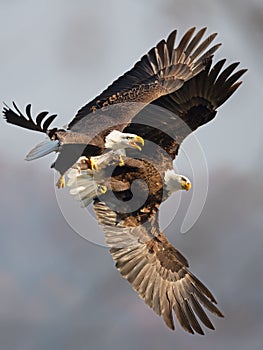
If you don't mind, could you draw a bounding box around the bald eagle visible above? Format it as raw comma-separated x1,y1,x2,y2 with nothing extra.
4,27,219,186
3,27,246,334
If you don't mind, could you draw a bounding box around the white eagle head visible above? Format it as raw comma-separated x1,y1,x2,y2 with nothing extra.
105,130,144,151
164,169,191,195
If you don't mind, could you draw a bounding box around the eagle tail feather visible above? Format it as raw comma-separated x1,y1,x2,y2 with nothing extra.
3,102,57,133
67,169,101,208
25,139,60,161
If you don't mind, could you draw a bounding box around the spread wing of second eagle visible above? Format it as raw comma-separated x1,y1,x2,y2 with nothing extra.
2,27,246,334
90,59,245,334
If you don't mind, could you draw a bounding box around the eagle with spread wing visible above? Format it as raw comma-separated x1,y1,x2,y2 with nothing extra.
3,27,246,334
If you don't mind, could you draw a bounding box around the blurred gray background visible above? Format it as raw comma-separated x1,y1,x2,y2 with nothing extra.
0,0,263,349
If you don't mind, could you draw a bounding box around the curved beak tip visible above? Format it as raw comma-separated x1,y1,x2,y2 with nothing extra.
185,183,191,191
130,136,144,151
136,136,144,146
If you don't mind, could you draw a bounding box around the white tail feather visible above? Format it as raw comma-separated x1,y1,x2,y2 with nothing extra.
67,169,98,207
25,139,60,161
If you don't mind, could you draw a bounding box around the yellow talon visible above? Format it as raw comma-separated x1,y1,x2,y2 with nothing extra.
118,155,125,167
90,158,98,171
97,184,107,194
56,175,65,189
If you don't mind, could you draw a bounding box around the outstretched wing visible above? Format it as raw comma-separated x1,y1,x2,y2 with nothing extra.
68,27,220,139
125,59,247,160
94,200,223,334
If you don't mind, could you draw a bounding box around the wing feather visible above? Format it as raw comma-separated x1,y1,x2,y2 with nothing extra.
68,27,219,135
189,294,215,329
175,27,196,62
144,268,156,309
124,59,246,161
131,263,150,291
184,27,206,56
180,293,204,335
94,201,224,334
152,275,162,316
172,284,194,334
160,280,175,330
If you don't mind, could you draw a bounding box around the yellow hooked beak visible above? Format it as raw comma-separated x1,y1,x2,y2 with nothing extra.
183,181,192,191
129,135,144,151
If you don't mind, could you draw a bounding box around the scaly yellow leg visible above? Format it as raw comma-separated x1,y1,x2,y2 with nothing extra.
97,184,107,194
56,175,65,189
90,157,98,171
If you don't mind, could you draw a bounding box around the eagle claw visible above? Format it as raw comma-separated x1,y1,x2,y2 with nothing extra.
56,175,65,188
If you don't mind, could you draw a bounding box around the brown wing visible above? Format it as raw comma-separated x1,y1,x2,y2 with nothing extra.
124,59,247,160
68,27,220,140
94,200,223,334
